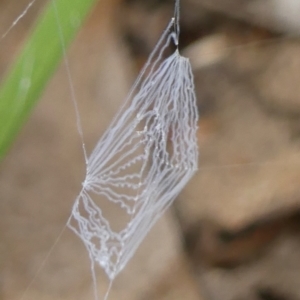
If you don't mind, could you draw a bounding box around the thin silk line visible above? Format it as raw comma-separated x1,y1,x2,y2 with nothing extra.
51,0,88,166
103,279,113,300
17,0,89,298
19,218,71,300
0,0,37,41
198,156,300,171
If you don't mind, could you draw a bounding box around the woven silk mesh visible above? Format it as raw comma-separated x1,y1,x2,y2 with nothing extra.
68,16,199,280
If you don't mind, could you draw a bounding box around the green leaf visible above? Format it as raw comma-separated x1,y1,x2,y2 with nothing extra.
0,0,98,160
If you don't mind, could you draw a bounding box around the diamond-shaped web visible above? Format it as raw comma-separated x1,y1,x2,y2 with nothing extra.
68,0,198,284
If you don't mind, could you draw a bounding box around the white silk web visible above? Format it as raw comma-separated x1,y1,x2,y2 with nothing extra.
67,0,199,285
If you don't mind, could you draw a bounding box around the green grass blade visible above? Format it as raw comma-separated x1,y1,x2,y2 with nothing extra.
0,0,98,160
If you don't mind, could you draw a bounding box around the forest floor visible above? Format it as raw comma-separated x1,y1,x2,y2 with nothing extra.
1,1,300,300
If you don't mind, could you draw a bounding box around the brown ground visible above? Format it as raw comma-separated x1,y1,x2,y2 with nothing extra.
1,1,300,300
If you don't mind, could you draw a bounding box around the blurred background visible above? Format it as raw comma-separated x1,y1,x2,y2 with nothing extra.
1,0,300,299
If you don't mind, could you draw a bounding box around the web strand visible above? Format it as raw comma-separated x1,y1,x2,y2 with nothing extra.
0,0,37,42
173,0,180,45
51,0,88,165
19,221,70,300
198,156,300,171
15,0,89,298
